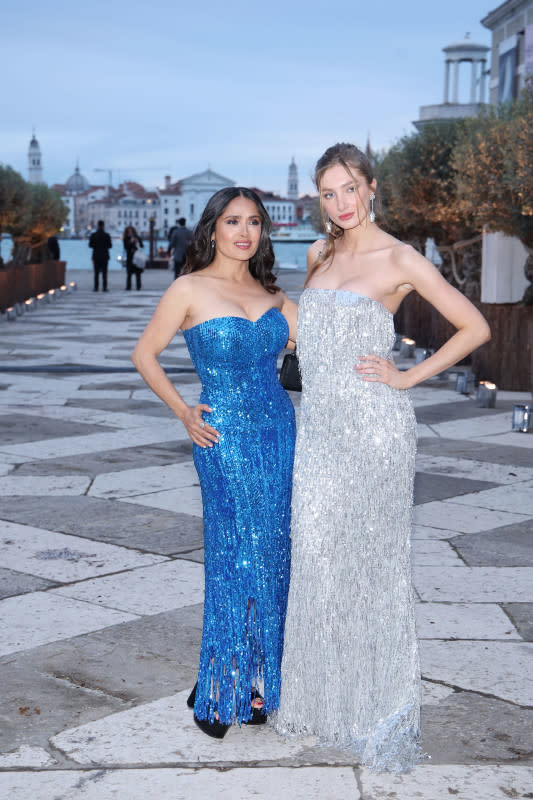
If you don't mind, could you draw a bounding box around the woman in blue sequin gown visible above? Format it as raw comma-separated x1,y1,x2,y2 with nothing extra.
132,188,296,738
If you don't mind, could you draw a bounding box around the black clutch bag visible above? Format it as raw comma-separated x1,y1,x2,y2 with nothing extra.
280,349,302,392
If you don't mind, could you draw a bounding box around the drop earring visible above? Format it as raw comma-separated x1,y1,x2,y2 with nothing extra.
325,218,332,234
369,193,376,223
210,239,216,251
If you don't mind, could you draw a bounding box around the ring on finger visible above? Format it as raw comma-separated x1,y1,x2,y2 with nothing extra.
199,422,205,429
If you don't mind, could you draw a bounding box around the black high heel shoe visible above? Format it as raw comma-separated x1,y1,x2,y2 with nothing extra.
193,713,229,739
187,682,266,726
187,684,229,738
245,688,267,726
187,682,197,709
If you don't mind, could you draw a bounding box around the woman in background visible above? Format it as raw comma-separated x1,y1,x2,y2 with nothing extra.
123,225,143,291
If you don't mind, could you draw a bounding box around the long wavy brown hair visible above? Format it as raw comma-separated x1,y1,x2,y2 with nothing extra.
183,187,279,294
307,143,376,285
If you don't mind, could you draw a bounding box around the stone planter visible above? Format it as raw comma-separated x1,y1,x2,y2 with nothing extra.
0,261,66,312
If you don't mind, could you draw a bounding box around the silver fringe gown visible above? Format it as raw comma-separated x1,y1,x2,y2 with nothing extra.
275,288,421,772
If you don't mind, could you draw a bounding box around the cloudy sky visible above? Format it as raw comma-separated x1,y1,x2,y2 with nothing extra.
3,0,493,196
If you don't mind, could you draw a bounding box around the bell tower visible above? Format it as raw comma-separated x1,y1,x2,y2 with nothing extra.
287,157,298,200
28,132,44,184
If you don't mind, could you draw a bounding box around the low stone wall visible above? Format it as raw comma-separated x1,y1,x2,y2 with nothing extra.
394,292,533,393
0,261,66,312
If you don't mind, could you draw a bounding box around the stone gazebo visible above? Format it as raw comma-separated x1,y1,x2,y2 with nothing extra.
414,35,490,128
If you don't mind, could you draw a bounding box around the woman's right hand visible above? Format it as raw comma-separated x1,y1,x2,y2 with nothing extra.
180,403,220,447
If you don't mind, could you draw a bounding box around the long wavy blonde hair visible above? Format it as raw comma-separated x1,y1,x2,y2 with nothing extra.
307,143,376,285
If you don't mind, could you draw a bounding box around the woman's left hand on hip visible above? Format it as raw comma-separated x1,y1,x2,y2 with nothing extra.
355,355,408,390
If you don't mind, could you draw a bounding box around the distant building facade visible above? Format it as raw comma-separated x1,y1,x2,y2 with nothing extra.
481,0,533,103
480,0,533,303
178,169,235,228
158,175,182,236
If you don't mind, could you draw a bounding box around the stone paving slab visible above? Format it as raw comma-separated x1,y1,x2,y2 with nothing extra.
360,765,533,799
451,481,533,516
413,501,531,533
414,566,533,602
503,603,533,642
415,453,533,484
49,689,331,768
12,440,193,477
0,473,92,496
413,472,498,504
420,640,533,705
0,567,58,600
51,559,204,615
88,461,198,499
420,691,533,764
452,522,533,567
417,436,533,468
0,766,361,800
411,540,462,565
0,592,139,657
0,413,114,444
0,520,165,581
415,602,520,640
121,486,204,517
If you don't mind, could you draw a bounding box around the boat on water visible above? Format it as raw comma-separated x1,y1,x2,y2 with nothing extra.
270,224,319,243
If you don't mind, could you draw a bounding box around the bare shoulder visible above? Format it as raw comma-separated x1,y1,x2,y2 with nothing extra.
390,242,427,271
308,238,325,257
307,238,326,271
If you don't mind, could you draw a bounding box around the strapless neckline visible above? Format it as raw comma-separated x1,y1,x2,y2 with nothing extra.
183,306,284,334
303,287,393,317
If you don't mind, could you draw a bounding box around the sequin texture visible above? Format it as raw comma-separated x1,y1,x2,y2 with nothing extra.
183,307,295,725
274,288,421,772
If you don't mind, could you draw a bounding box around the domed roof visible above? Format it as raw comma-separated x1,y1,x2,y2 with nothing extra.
443,34,489,54
29,134,40,150
66,165,90,193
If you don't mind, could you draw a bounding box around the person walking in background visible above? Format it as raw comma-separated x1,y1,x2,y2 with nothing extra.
169,217,193,279
131,187,297,739
123,225,144,290
89,220,112,292
47,235,60,261
275,142,490,772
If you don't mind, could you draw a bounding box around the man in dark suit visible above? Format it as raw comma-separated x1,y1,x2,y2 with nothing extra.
89,220,112,291
169,217,193,279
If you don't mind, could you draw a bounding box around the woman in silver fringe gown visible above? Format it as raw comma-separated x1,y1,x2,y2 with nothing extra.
274,143,490,772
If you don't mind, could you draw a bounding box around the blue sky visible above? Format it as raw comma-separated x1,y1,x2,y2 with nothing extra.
2,0,494,196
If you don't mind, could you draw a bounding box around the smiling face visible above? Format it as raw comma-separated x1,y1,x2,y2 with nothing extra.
212,196,262,261
320,162,377,230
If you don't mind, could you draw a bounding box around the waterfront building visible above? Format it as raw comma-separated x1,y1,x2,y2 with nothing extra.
158,175,182,236
481,0,533,103
28,133,44,184
178,169,235,227
253,189,296,227
480,0,533,302
51,166,106,236
88,182,159,237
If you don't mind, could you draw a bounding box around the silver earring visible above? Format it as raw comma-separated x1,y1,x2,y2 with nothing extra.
325,219,332,234
210,239,215,250
369,193,376,223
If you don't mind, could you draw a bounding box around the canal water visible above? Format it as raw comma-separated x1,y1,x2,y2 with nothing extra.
1,237,309,271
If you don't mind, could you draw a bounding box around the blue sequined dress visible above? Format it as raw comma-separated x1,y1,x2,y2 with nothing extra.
183,307,295,725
